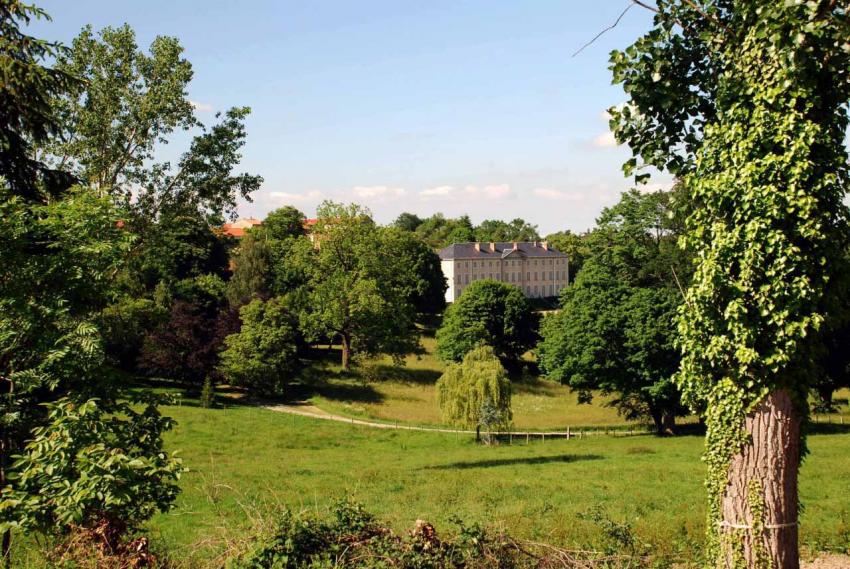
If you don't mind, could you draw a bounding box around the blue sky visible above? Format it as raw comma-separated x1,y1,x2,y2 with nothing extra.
31,1,668,234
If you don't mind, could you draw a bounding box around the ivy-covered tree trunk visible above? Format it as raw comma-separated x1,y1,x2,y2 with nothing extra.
720,390,801,568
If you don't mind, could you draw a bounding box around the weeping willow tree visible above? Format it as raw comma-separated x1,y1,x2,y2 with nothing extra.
436,346,512,441
610,2,850,567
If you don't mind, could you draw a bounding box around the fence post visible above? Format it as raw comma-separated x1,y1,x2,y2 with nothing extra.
526,432,530,444
542,433,545,443
567,427,570,440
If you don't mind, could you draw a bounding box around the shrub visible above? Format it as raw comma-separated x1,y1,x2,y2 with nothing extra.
0,397,183,547
229,500,521,569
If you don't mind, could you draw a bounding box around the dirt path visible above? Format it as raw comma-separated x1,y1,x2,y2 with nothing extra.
265,402,476,434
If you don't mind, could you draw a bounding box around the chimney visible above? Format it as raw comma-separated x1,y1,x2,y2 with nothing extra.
474,242,481,252
512,242,518,251
542,241,549,251
489,242,496,252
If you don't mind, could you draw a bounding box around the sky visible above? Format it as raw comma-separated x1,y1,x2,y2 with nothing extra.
30,1,670,234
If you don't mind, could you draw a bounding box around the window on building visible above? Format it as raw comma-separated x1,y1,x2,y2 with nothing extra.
549,284,554,296
550,271,554,280
526,272,530,280
465,274,469,284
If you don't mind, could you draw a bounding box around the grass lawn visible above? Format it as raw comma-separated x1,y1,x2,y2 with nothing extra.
143,401,850,565
298,337,850,430
300,336,646,430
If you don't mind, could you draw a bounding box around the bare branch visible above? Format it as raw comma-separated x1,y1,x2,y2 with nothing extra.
572,3,634,57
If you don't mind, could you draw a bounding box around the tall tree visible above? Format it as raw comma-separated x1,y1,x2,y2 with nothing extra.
537,190,689,434
263,205,306,239
611,2,850,566
293,202,421,370
380,227,447,315
41,24,261,226
436,280,539,366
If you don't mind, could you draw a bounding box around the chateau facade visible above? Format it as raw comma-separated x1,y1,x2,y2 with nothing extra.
438,241,569,303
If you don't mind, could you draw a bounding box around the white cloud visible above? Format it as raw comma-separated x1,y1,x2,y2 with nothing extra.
352,186,406,199
190,100,214,113
532,188,583,201
420,185,454,197
592,131,618,148
269,190,324,202
464,184,512,199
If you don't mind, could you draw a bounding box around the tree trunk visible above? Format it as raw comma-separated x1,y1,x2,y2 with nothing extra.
649,407,664,436
476,425,481,443
340,333,351,371
720,389,801,569
661,410,676,436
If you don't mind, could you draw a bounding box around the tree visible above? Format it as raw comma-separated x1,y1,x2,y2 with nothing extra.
139,275,229,386
537,192,689,435
263,205,306,239
474,218,540,243
135,209,230,289
610,3,850,565
380,227,447,315
392,212,423,232
293,201,421,370
41,24,262,226
543,231,590,283
436,346,512,440
436,280,539,365
0,1,77,201
414,213,475,248
226,229,272,306
218,297,300,396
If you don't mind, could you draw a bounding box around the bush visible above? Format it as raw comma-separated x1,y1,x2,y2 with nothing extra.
0,397,183,547
229,500,521,569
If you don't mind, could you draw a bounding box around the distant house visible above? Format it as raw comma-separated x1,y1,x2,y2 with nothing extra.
438,241,569,303
221,217,262,238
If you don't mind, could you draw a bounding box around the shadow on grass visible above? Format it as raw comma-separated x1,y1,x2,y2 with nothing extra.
427,453,603,470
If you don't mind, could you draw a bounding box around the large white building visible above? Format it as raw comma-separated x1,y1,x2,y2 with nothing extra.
438,241,569,303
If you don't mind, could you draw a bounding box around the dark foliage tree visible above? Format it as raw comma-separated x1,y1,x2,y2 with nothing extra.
436,280,539,366
381,227,447,315
392,212,423,232
0,1,77,201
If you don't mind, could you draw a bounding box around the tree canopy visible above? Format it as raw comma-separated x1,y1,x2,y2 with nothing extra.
537,189,690,434
218,297,300,396
436,280,539,366
292,201,422,370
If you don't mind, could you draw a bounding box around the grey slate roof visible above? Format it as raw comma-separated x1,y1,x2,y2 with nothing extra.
438,242,567,260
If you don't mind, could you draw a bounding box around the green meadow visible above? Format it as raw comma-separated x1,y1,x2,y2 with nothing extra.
139,402,850,566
